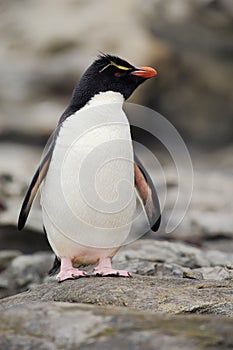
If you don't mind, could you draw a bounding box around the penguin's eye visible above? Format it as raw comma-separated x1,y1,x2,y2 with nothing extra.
114,72,121,77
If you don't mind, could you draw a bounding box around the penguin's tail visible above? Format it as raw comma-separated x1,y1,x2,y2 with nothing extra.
48,256,61,276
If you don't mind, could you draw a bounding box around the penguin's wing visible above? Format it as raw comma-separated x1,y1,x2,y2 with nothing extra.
134,155,161,232
18,138,55,231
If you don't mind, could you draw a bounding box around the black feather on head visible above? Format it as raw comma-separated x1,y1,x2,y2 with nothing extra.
94,53,135,72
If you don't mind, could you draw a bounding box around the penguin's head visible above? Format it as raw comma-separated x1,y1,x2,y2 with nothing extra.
73,54,157,103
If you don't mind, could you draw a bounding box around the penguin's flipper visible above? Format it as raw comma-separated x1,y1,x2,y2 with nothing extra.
134,155,161,232
18,146,54,231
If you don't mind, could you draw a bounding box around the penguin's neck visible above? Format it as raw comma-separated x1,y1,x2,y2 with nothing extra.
60,91,124,124
84,91,124,109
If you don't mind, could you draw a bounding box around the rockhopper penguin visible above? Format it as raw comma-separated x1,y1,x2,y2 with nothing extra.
18,54,161,282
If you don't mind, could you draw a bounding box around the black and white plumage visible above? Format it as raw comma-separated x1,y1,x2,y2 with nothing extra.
18,54,161,281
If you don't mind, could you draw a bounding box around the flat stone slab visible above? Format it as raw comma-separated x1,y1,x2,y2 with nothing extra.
0,301,232,350
1,276,232,317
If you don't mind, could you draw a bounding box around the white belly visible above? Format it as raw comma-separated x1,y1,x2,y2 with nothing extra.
40,92,136,262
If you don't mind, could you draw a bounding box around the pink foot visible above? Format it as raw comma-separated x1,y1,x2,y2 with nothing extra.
57,267,87,282
93,257,131,277
56,257,87,282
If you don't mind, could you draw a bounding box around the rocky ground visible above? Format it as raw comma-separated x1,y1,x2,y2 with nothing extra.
0,239,233,349
1,301,232,350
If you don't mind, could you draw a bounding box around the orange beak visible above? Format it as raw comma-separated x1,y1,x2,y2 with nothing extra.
131,66,157,79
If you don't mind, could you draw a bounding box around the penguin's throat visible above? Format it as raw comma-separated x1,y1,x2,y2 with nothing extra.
85,91,124,109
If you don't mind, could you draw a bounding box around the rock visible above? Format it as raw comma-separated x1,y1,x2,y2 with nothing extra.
0,301,232,350
0,302,108,350
116,240,233,269
205,249,233,266
0,143,43,230
0,250,21,272
0,227,50,254
0,252,53,299
160,152,233,252
143,0,233,147
190,212,233,239
0,238,232,349
193,266,233,280
1,276,232,317
182,269,203,280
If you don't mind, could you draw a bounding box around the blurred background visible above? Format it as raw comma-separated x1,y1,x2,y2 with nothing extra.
0,0,233,257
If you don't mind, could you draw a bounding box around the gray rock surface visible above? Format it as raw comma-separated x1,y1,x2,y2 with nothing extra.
0,239,232,299
0,143,43,231
1,301,232,350
0,252,54,299
143,0,233,146
156,151,233,253
0,250,21,272
1,275,232,316
0,241,232,349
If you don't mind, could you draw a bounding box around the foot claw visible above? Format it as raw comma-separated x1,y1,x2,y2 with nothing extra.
95,272,103,277
94,268,131,278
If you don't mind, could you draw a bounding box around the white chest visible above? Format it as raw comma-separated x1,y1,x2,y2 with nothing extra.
41,92,136,250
